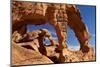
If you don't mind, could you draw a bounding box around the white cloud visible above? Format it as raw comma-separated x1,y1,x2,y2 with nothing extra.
68,45,80,51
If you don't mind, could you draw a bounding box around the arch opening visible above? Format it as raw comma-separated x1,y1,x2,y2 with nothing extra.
67,26,80,51
26,23,58,45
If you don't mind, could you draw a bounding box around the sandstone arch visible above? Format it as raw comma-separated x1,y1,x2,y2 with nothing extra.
66,7,90,52
12,1,91,53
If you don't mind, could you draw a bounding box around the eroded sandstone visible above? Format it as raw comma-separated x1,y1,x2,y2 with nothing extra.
12,1,95,66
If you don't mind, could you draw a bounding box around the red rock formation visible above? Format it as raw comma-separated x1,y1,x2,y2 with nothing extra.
66,8,91,52
12,1,95,66
12,1,91,52
12,41,53,65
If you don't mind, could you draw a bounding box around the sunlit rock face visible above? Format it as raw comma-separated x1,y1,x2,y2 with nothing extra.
12,1,95,66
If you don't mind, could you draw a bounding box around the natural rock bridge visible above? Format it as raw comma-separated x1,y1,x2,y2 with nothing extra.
12,1,95,65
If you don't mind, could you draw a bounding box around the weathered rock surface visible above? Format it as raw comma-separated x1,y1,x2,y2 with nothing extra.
12,1,95,66
12,29,95,65
12,41,53,65
12,1,91,51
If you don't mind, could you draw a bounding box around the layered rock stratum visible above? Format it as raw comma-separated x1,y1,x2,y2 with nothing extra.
12,1,95,66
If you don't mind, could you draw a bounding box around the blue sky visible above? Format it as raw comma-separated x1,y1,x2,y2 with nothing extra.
27,5,96,49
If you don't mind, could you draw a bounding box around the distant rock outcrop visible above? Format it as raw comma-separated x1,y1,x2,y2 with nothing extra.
12,1,95,66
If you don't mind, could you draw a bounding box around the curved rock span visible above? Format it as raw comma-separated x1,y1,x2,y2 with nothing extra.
12,1,95,66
